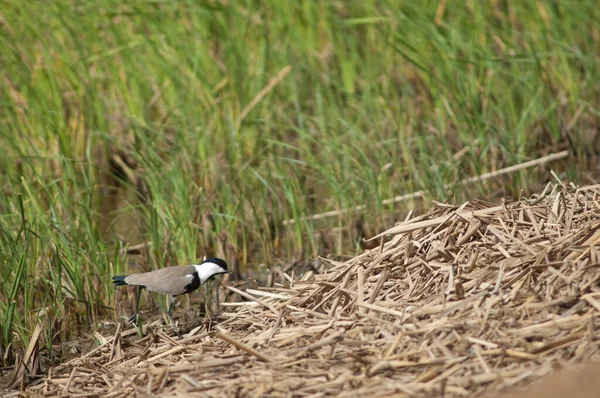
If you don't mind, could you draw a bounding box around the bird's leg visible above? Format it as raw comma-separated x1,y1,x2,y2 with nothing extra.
167,295,176,320
128,286,143,325
167,296,181,338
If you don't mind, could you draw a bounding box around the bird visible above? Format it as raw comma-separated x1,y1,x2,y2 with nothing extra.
112,257,229,328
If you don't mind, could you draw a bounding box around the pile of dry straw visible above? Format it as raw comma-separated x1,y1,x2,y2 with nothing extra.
24,183,600,396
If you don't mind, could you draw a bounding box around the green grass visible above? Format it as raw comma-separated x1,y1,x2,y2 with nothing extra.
1,0,599,363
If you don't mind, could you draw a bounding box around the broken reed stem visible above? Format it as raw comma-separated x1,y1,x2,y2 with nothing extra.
238,65,292,124
216,330,271,363
284,150,569,225
225,285,279,315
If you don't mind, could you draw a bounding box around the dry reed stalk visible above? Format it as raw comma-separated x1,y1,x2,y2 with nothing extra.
284,150,569,225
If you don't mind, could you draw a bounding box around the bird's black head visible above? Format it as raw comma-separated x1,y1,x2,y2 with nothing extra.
195,257,230,284
202,257,228,272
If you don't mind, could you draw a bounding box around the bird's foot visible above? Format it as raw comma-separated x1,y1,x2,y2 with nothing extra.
118,314,138,325
168,316,181,339
128,313,139,325
173,325,182,339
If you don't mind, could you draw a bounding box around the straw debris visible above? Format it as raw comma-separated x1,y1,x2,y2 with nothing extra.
21,183,600,397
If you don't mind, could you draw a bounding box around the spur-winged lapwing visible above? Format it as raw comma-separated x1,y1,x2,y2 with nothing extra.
112,258,229,326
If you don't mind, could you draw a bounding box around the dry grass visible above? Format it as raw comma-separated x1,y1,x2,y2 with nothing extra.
10,183,600,397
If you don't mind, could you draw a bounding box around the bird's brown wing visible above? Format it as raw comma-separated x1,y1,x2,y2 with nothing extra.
124,265,197,296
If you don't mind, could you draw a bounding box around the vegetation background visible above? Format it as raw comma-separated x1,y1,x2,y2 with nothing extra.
1,0,598,365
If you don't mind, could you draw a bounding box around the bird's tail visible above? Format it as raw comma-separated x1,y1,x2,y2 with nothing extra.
112,275,128,286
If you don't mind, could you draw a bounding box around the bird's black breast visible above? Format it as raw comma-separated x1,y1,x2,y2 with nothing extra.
180,272,201,296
